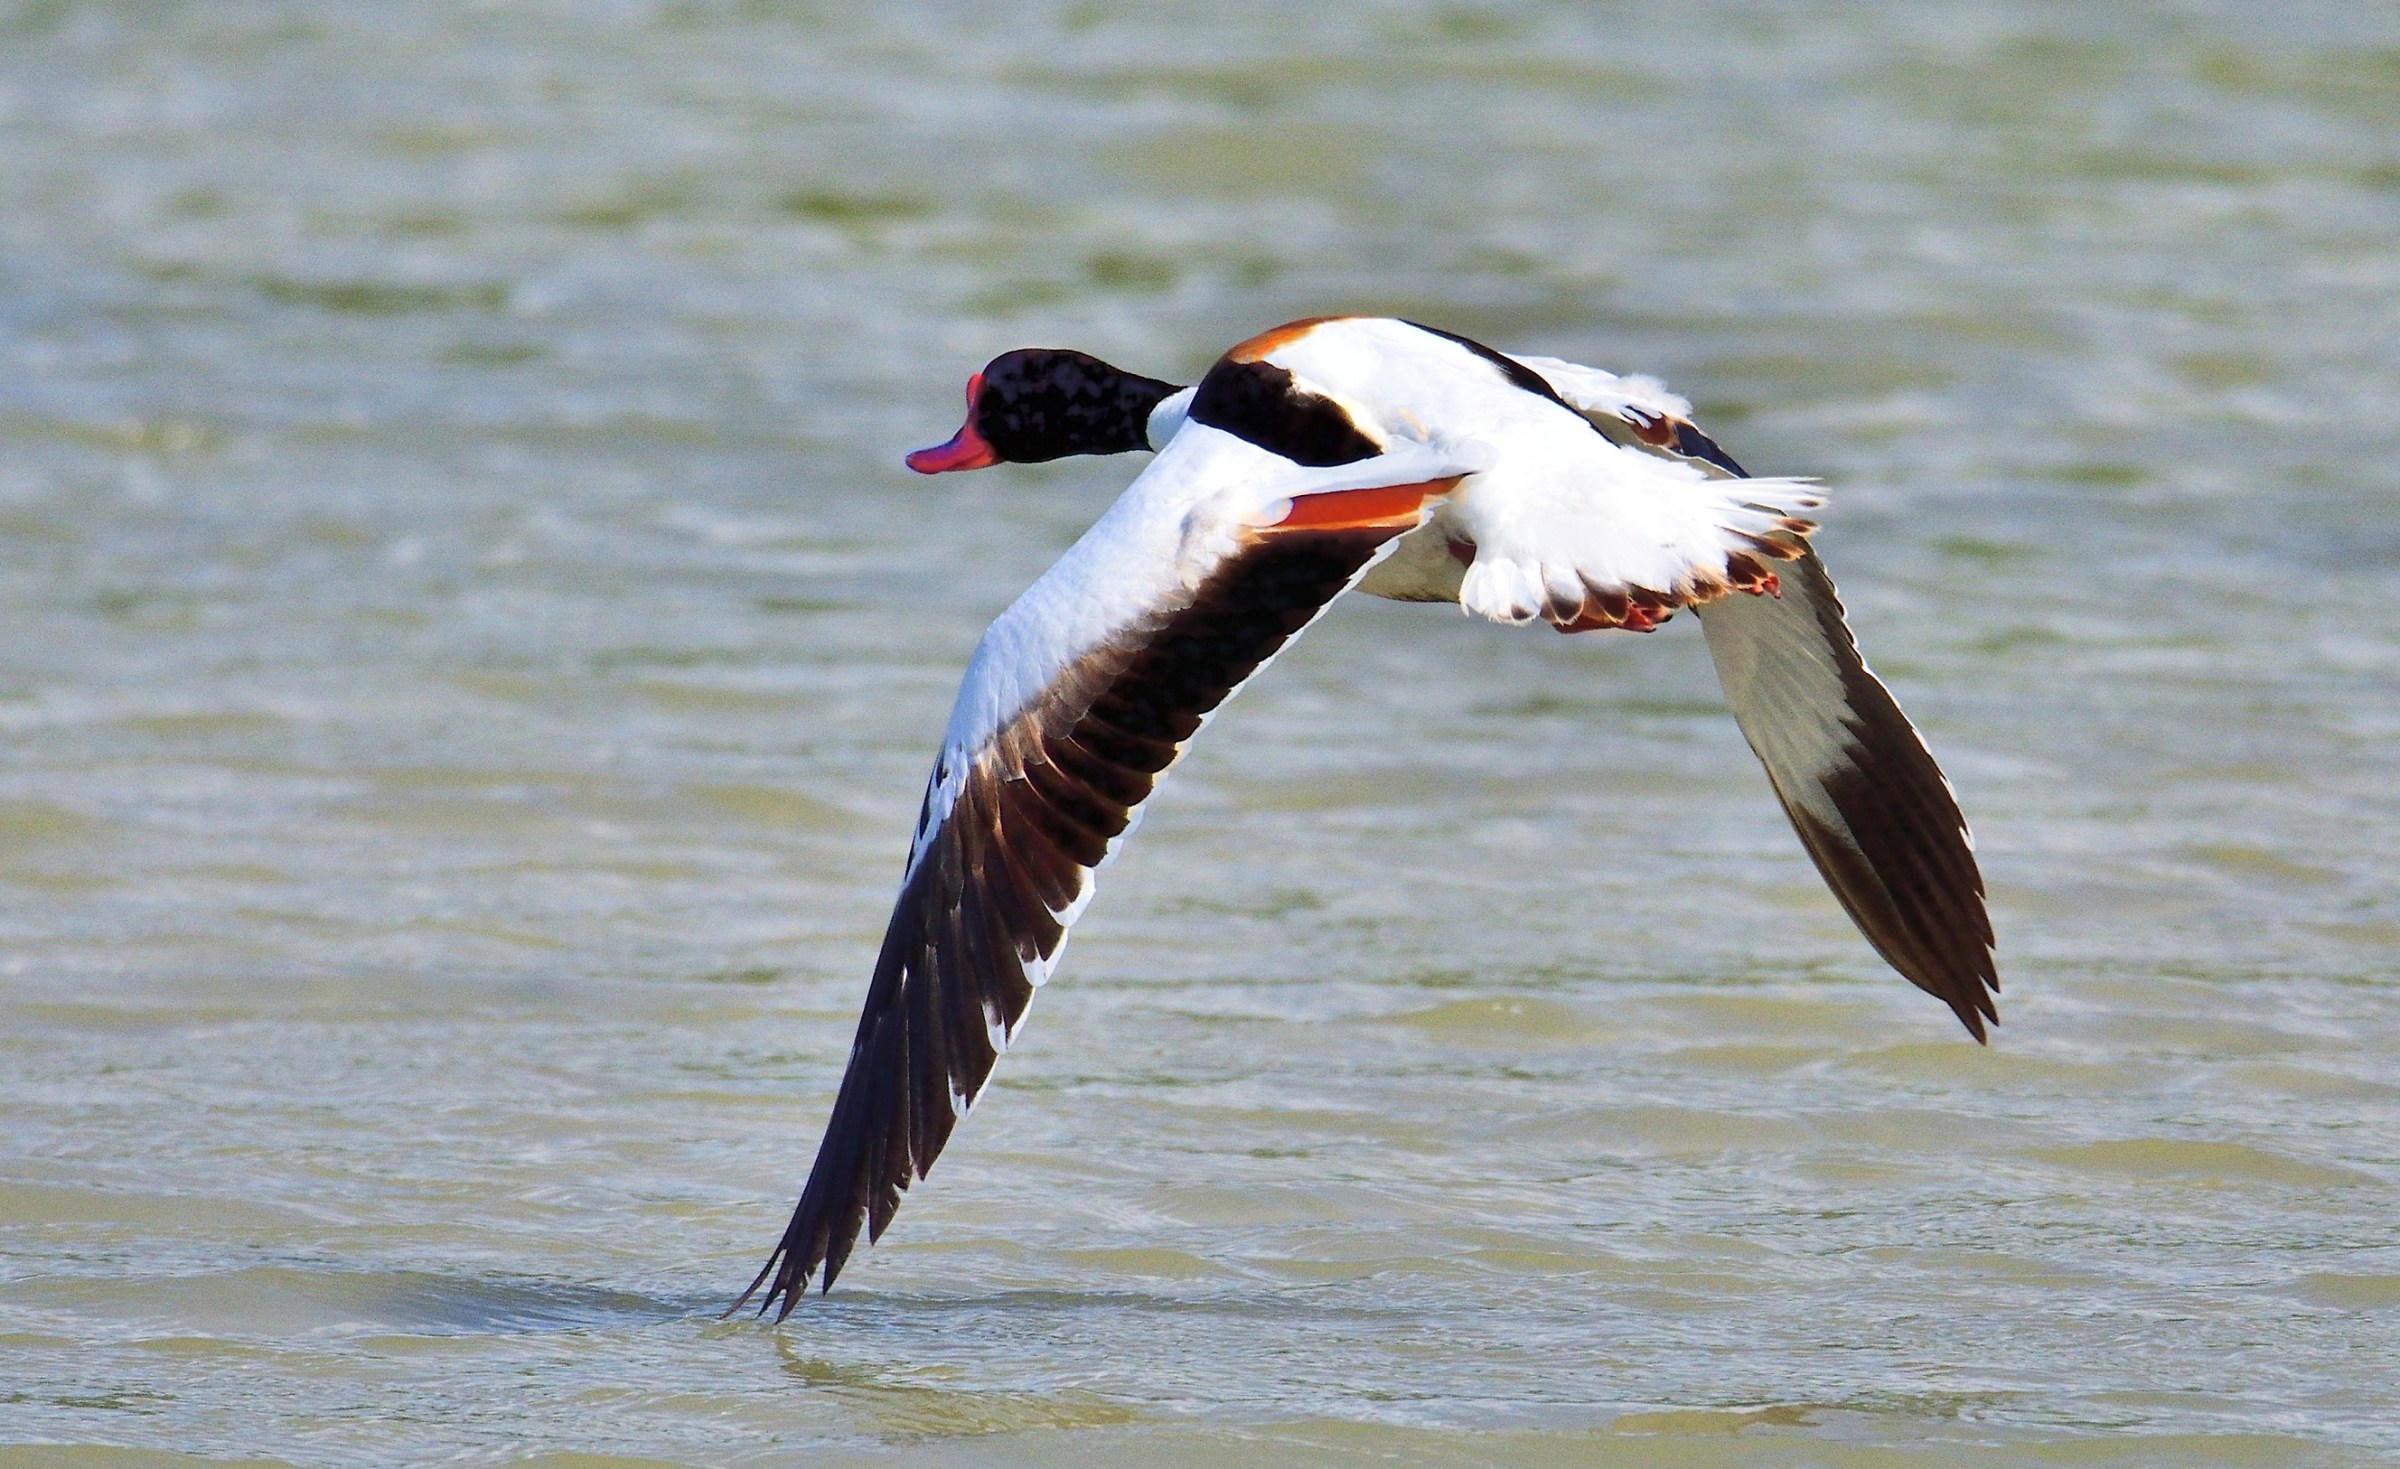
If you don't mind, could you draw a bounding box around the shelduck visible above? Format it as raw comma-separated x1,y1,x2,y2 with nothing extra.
737,317,1995,1318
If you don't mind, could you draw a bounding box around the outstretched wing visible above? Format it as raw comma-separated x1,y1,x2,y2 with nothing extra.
1695,550,1998,1037
736,431,1465,1316
1518,353,1998,1038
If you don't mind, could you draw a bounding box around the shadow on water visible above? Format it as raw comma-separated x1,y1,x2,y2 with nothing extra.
6,1265,682,1340
735,1281,1410,1327
769,1335,1153,1440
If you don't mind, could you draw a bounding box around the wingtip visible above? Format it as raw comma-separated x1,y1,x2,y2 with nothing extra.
1945,951,2001,1043
724,1228,838,1323
756,1261,818,1323
724,1250,781,1321
773,1276,809,1322
1955,1002,1993,1044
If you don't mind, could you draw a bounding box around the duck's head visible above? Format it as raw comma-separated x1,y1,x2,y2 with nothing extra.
907,349,1189,473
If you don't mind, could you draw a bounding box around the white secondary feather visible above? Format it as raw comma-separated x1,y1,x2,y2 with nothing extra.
1697,552,1967,848
1693,571,1855,829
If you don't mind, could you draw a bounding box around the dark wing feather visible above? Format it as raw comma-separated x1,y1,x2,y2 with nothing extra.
1510,351,1997,1037
1695,547,1998,1038
733,522,1411,1317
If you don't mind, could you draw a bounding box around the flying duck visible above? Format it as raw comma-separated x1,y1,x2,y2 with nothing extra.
737,317,1995,1318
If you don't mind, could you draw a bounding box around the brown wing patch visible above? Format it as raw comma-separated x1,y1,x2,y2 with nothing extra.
1265,477,1460,535
1548,582,1681,634
1723,552,1783,598
1226,315,1350,363
1738,520,1816,562
736,519,1413,1318
1625,412,1677,450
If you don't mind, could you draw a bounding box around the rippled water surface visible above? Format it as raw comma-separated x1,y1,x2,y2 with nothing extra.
4,2,2399,1464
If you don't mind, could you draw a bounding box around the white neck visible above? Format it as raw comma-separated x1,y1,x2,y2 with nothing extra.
1145,386,1196,450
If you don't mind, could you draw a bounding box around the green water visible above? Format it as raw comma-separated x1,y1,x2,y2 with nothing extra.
2,2,2397,1464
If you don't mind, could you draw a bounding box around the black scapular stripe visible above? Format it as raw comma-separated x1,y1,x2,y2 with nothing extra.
1403,321,1580,409
1673,421,1749,477
1188,358,1380,467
